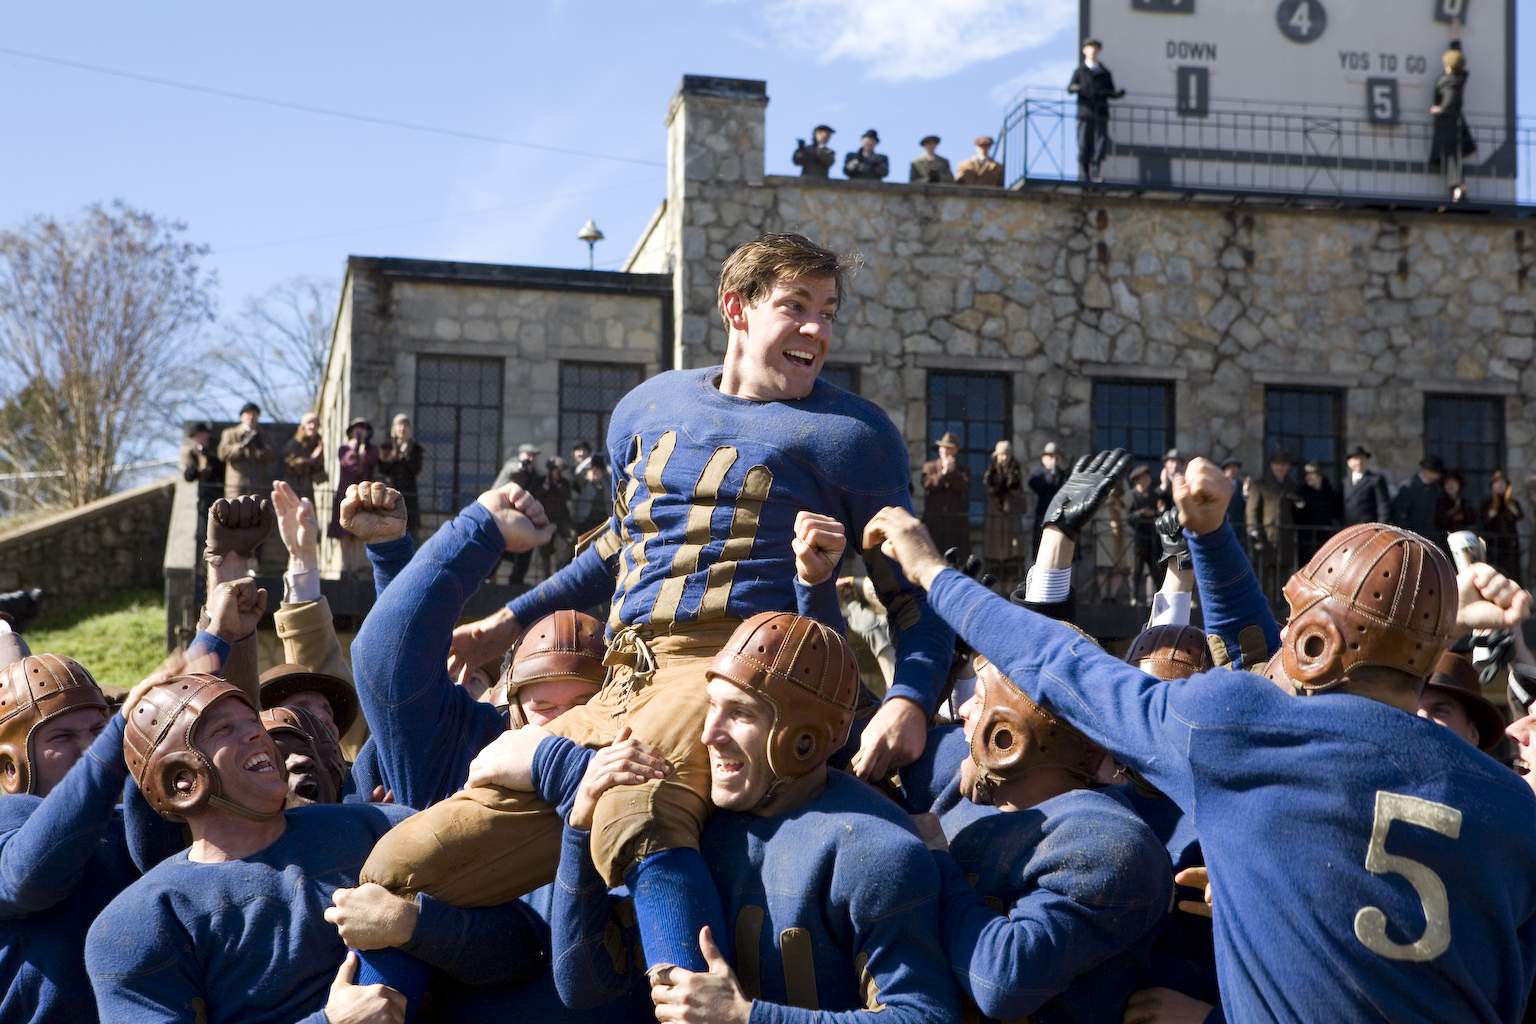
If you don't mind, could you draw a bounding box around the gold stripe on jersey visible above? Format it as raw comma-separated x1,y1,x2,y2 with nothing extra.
609,433,666,630
696,465,773,620
734,904,765,1000
779,926,819,1009
649,446,740,624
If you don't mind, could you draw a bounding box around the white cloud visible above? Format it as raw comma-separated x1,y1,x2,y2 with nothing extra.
989,56,1077,106
764,0,1077,82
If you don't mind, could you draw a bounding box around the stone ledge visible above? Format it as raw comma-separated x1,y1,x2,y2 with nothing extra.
1081,363,1189,381
0,476,175,547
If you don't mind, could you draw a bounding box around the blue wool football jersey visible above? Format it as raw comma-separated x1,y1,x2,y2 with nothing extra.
928,568,1536,1024
509,367,952,712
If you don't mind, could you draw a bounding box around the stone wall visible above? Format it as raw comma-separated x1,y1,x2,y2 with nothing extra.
650,77,1536,484
0,477,175,616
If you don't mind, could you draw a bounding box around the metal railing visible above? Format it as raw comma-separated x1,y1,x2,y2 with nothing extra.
997,88,1532,208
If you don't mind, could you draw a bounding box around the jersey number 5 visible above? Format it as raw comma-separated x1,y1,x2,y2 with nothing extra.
1354,791,1463,961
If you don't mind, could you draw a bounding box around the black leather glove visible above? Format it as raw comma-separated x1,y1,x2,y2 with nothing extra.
1041,448,1132,541
1156,508,1191,569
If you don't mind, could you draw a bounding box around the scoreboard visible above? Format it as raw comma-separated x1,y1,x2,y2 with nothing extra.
1079,0,1515,200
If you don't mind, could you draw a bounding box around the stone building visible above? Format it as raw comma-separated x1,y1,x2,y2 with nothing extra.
315,74,1536,621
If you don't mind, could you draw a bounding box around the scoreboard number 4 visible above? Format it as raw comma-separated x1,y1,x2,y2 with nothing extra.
1354,791,1462,962
1276,0,1327,43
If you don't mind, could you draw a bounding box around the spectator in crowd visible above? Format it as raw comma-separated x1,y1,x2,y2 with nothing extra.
1392,455,1445,546
909,134,954,184
1482,469,1523,583
1429,44,1471,204
493,443,545,584
537,456,574,579
1027,441,1067,554
922,431,971,559
1295,461,1341,564
1158,448,1185,505
1438,469,1476,535
1067,38,1125,182
982,439,1025,589
567,440,593,503
1222,458,1247,534
181,420,223,517
378,414,425,540
282,412,327,503
1095,478,1131,602
1342,445,1391,525
1417,651,1506,754
1527,476,1536,584
327,418,379,576
1127,463,1162,604
217,401,276,500
844,129,889,181
1247,449,1300,596
791,124,836,178
571,452,610,535
955,134,1004,186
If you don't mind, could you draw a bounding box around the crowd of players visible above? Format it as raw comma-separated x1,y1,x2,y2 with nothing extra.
3,232,1535,1024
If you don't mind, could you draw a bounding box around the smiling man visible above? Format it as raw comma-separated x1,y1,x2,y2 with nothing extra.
365,232,953,982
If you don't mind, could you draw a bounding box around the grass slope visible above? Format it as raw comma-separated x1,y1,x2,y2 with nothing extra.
26,588,166,694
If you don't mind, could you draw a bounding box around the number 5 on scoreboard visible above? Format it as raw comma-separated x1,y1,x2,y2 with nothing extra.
1366,78,1399,125
1354,791,1462,962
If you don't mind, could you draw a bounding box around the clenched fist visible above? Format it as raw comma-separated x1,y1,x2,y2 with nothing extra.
792,511,846,586
1170,458,1231,536
339,481,408,546
205,495,274,564
206,578,269,641
476,482,555,553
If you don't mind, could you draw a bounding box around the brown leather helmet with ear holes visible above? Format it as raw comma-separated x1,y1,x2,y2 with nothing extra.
705,611,859,790
260,704,346,803
1278,523,1456,693
0,654,107,795
1126,624,1213,681
969,654,1104,796
125,674,272,823
501,610,606,729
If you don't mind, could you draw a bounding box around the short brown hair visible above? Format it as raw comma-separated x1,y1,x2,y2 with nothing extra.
717,233,847,327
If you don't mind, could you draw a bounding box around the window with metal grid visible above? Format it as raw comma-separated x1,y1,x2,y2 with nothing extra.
1091,379,1175,470
927,371,1012,525
1264,386,1344,484
820,363,861,395
559,362,645,460
415,355,504,514
1424,393,1505,499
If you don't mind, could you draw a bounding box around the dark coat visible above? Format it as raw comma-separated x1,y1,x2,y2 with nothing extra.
1068,63,1123,117
1027,465,1066,524
843,150,889,181
1342,470,1392,526
1430,70,1471,164
282,435,327,502
1391,476,1444,541
921,458,971,557
793,142,836,178
378,440,424,494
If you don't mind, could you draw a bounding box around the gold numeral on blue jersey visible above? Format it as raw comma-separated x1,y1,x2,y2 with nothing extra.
1354,790,1462,961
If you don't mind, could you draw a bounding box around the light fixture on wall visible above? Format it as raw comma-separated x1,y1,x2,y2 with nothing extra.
577,219,605,270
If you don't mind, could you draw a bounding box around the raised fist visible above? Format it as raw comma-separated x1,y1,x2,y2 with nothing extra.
339,482,408,546
861,506,947,590
205,495,274,565
1170,457,1232,537
206,577,269,641
1042,449,1131,541
1156,508,1190,569
476,482,555,554
792,511,846,586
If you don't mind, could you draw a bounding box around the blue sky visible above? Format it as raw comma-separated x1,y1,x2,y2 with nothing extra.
1,0,1531,383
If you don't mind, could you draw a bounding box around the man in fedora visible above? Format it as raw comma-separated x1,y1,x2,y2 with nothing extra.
494,443,546,584
1342,445,1392,526
910,134,953,183
1246,449,1302,597
956,135,1004,186
923,431,971,558
1417,651,1508,754
1028,441,1068,554
844,129,889,181
218,402,276,500
1391,455,1446,547
792,124,836,178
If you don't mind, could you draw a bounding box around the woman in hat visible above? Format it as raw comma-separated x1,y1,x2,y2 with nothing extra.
1127,463,1162,604
921,431,971,559
328,417,379,574
982,439,1024,590
1436,470,1475,535
1480,469,1523,584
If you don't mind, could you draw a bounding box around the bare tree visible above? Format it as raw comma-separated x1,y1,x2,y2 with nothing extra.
208,275,337,423
0,201,215,510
